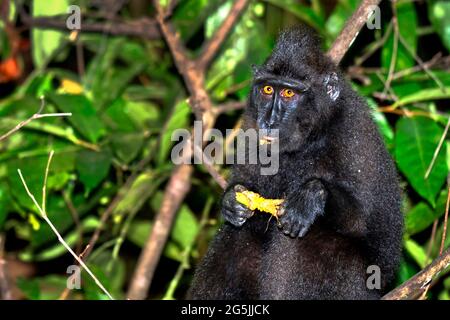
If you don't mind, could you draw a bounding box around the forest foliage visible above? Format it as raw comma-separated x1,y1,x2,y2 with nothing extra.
0,0,450,300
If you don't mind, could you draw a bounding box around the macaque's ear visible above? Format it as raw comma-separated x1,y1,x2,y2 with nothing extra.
323,72,340,101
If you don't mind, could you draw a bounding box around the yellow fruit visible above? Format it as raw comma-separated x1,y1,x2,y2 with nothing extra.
236,190,284,219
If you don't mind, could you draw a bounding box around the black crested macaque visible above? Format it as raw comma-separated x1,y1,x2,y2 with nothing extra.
188,27,403,300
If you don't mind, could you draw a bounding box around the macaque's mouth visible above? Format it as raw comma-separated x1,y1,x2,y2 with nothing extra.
259,136,278,145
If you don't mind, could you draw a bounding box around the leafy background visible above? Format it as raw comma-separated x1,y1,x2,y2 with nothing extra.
0,0,450,299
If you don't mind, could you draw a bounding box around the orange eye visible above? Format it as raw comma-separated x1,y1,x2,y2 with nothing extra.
262,85,273,95
281,89,295,98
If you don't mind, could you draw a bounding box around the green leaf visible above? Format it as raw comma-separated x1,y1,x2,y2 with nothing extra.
382,1,418,71
428,0,450,51
16,278,41,300
6,150,76,212
29,196,73,248
206,2,270,100
76,149,112,192
17,275,69,300
20,217,100,261
83,38,146,109
103,98,137,132
32,0,69,68
263,0,325,32
126,205,199,261
7,156,47,211
127,220,151,247
405,191,448,235
367,97,394,149
395,117,448,206
164,242,183,262
0,182,11,228
125,100,160,130
111,133,144,164
47,93,106,143
171,205,199,250
404,238,427,269
325,0,359,45
82,262,112,300
113,171,164,220
396,259,419,286
391,87,450,108
172,0,222,41
157,100,191,165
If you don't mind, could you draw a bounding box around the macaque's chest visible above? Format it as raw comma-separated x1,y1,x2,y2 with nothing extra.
254,156,316,199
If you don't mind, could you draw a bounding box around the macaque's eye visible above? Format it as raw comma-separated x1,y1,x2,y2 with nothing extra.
281,88,296,98
262,85,274,95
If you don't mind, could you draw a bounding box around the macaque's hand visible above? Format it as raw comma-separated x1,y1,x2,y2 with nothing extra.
278,180,327,238
222,185,254,227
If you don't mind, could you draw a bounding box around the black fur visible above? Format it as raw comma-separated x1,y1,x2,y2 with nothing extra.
188,27,403,300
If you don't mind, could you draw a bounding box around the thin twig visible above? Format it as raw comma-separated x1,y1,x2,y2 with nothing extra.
17,151,114,300
421,219,439,299
440,187,450,255
392,53,443,81
424,116,450,179
0,97,72,142
355,22,393,67
162,197,214,300
397,33,446,93
384,9,399,96
62,191,84,255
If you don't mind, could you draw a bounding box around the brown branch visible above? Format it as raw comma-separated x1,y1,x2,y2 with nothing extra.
126,164,193,300
125,0,247,300
197,0,249,71
327,0,382,64
382,247,450,300
21,10,161,40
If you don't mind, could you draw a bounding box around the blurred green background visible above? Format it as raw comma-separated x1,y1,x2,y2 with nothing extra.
0,0,450,300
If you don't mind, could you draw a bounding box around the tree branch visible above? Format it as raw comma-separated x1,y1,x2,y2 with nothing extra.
197,0,249,71
20,7,161,39
327,0,382,64
382,247,450,300
126,164,193,300
126,0,244,300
